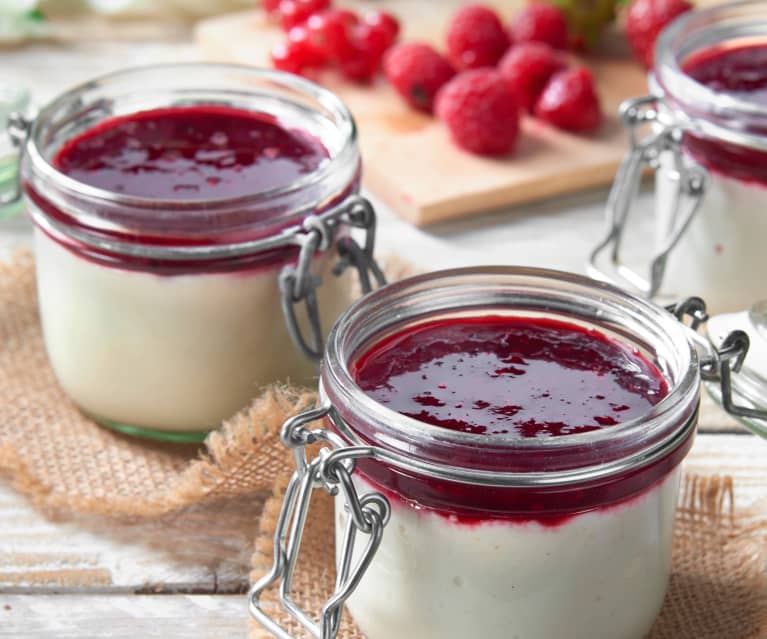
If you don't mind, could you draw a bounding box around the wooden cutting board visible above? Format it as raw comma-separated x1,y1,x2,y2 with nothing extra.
195,1,649,226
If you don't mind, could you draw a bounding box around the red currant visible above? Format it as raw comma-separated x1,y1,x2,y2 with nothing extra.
364,10,400,45
271,40,305,74
278,0,330,31
288,24,329,68
339,44,380,84
306,9,358,61
353,22,390,59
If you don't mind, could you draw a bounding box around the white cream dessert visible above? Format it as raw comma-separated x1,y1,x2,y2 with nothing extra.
339,469,679,639
336,314,692,639
29,103,354,435
35,228,349,432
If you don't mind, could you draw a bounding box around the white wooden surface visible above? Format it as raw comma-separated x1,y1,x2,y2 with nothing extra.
1,30,765,639
0,595,246,638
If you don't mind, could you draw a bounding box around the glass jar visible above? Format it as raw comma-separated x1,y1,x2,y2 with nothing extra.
590,0,767,314
250,268,765,639
3,64,384,441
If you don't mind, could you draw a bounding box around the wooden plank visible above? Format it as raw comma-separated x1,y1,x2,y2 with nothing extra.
0,594,246,638
195,2,649,226
0,484,248,594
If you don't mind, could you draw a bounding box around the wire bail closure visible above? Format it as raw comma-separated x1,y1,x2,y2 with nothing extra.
588,95,707,298
249,403,390,639
0,109,31,214
667,297,767,422
280,195,386,362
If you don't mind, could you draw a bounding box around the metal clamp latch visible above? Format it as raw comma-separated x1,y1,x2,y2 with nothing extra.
588,95,707,298
0,109,31,213
249,403,390,639
280,195,387,361
668,297,767,422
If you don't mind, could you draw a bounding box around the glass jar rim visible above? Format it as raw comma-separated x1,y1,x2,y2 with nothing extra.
654,0,767,150
23,63,359,245
321,267,700,483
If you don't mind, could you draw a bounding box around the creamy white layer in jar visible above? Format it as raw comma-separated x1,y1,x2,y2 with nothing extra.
337,469,679,639
19,66,364,438
35,228,351,432
656,153,767,313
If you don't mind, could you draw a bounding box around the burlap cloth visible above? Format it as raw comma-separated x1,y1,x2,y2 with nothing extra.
0,251,765,637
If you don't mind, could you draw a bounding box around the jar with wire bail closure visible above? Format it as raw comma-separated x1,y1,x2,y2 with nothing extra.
250,267,767,639
589,0,767,314
2,64,385,441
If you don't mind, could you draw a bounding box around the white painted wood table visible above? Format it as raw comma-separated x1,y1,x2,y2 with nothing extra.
1,33,765,639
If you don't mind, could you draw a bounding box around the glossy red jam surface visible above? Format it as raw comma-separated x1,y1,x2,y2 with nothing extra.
53,105,328,199
344,316,692,525
353,316,668,438
31,105,348,274
682,43,767,185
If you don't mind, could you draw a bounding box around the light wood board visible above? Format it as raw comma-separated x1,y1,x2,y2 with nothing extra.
0,595,246,638
195,1,649,226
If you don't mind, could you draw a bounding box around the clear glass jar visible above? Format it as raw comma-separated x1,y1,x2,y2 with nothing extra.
251,267,715,639
590,0,767,314
8,64,382,441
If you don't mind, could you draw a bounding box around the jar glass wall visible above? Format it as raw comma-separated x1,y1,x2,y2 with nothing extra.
319,268,700,639
20,64,364,440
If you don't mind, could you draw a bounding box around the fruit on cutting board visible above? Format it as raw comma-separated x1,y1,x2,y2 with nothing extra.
384,43,456,113
624,0,693,68
382,3,602,156
445,4,512,69
498,42,565,112
263,1,613,157
268,1,400,81
534,66,602,131
436,69,521,155
511,2,569,49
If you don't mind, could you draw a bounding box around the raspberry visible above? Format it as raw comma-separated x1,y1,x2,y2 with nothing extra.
263,0,281,15
446,4,512,70
512,3,569,50
436,69,520,156
306,9,358,61
534,67,602,132
499,42,565,112
625,0,692,69
384,43,456,113
278,0,330,31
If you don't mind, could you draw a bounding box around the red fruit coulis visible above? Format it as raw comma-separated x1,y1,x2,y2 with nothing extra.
53,105,328,199
346,316,692,526
682,43,767,186
31,105,335,273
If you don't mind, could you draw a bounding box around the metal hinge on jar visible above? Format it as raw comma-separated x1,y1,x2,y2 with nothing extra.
667,297,767,424
279,195,387,361
249,403,390,639
588,95,707,298
0,87,32,217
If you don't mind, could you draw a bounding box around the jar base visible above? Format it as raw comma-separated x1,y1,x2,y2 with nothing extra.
90,414,210,443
